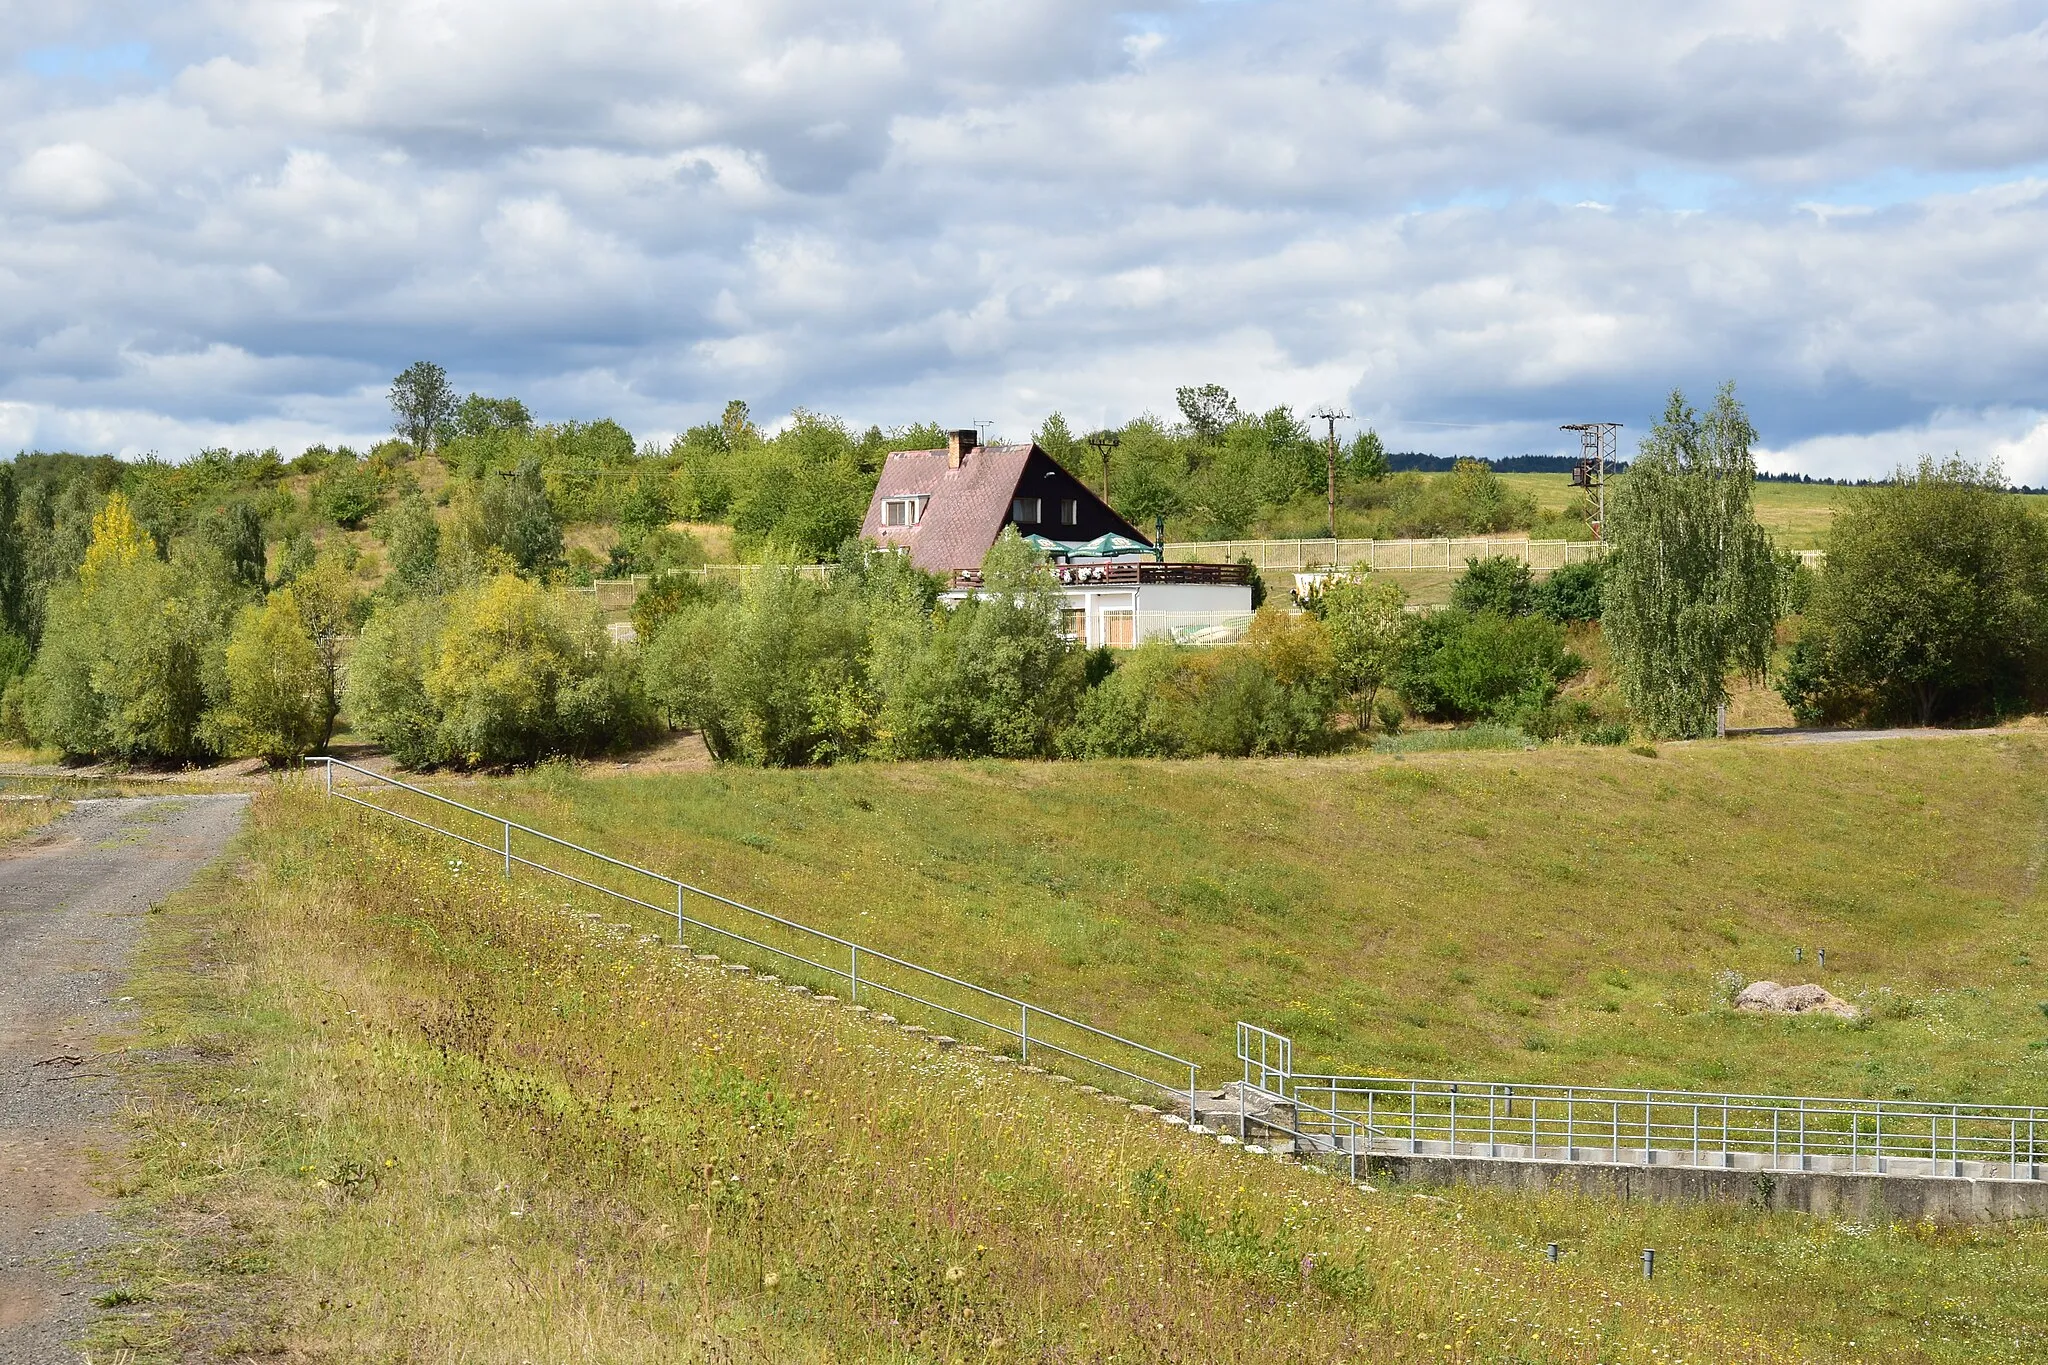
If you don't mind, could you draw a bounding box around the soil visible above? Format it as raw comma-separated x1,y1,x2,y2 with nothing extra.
0,795,248,1364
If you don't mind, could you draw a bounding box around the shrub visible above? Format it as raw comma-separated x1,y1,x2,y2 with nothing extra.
1533,557,1606,623
1373,723,1534,754
1392,609,1584,723
211,589,326,763
426,575,649,765
1451,556,1536,617
642,568,869,766
342,595,446,767
320,461,382,530
343,575,646,768
1386,461,1536,537
23,550,236,763
379,494,442,590
1062,613,1340,760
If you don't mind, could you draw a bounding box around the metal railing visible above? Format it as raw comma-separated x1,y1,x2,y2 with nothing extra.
1240,1028,2047,1181
312,758,1201,1115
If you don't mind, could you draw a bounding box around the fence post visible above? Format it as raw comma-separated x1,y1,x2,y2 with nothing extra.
1020,1003,1030,1063
502,819,512,876
323,758,332,797
675,882,685,945
1189,1064,1199,1133
850,944,860,1003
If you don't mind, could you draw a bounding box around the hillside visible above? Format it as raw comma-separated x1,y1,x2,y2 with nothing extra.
435,732,2048,1105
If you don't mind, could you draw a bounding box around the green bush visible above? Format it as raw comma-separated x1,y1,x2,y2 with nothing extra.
1385,461,1536,537
1533,557,1606,623
343,575,648,768
210,588,326,763
1779,458,2048,725
1392,608,1584,723
1450,556,1536,617
22,550,238,762
1061,610,1340,759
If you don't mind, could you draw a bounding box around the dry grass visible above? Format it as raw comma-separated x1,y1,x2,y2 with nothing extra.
87,787,1879,1363
0,793,67,843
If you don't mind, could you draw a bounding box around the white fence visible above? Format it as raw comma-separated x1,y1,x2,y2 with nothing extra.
1170,537,1604,571
1171,538,1826,573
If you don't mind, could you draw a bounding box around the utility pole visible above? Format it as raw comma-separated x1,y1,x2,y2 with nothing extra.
1561,422,1621,540
1310,407,1350,539
1086,431,1121,505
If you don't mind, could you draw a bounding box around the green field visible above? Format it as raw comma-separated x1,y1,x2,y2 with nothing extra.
93,779,2048,1362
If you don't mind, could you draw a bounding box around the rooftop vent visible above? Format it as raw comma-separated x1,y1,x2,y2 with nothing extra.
947,428,979,468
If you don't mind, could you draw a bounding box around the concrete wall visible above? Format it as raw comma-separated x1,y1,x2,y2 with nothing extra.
1364,1151,2048,1223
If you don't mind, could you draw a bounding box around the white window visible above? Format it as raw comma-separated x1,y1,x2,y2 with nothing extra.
1012,496,1042,524
882,496,927,527
1059,498,1079,526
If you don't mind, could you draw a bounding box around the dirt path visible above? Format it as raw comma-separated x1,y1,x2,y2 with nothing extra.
0,795,248,1365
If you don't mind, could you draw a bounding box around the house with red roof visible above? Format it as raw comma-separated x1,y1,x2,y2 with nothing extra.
859,429,1254,647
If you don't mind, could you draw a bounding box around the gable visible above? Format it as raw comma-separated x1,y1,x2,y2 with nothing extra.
859,443,1150,572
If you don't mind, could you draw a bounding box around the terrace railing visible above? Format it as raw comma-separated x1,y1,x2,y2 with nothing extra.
1239,1026,2048,1182
312,758,1201,1116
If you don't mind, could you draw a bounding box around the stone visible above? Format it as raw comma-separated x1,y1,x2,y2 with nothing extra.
846,1004,870,1015
757,974,780,985
1129,1104,1158,1115
1018,1065,1045,1075
1161,1115,1188,1127
1077,1085,1102,1095
1734,980,1860,1020
724,963,751,975
931,1036,960,1049
987,1054,1014,1065
900,1024,928,1036
785,984,812,996
1047,1074,1073,1085
1181,1082,1300,1142
813,994,839,1004
694,954,721,964
873,1013,898,1025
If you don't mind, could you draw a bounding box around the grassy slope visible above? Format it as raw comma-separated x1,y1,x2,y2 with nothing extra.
95,787,2048,1362
459,735,2048,1106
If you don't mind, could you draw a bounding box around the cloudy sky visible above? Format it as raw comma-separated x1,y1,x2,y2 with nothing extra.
4,1,2046,478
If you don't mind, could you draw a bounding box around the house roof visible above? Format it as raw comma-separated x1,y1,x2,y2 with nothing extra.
860,441,1153,572
859,443,1031,572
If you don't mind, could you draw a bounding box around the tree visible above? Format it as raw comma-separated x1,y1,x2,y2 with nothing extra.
213,589,325,763
0,466,27,641
1392,609,1582,724
1602,384,1777,737
1035,412,1081,469
1175,383,1239,442
1314,575,1408,718
1347,429,1390,482
1780,457,2048,725
197,501,266,589
380,494,442,589
81,490,148,590
390,361,455,451
453,393,532,439
342,595,446,767
291,558,364,748
469,461,564,577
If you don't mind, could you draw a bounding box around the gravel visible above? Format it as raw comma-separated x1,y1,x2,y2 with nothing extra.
0,794,248,1365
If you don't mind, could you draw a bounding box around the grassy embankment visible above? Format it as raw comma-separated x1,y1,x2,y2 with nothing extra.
457,735,2048,1105
91,780,2048,1361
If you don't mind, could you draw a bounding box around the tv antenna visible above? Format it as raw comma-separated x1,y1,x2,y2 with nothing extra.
1085,431,1121,504
1310,407,1350,539
976,420,995,445
1561,422,1621,540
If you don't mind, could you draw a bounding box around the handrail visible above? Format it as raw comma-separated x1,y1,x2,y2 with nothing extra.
311,757,1202,1108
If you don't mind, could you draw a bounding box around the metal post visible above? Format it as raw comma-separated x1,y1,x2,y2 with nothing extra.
1799,1100,1808,1171
1450,1086,1458,1149
1693,1104,1699,1166
502,819,512,876
1641,1248,1655,1281
324,758,332,796
850,945,860,1003
1189,1064,1199,1132
1876,1104,1884,1175
1773,1110,1781,1169
1547,1242,1559,1265
1020,1003,1030,1063
1952,1106,1961,1177
1613,1101,1619,1162
1566,1088,1574,1160
1645,1098,1652,1167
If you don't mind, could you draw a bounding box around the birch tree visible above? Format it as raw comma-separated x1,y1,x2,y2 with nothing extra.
1602,384,1778,737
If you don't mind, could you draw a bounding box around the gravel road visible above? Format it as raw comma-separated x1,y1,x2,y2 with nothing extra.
0,794,248,1365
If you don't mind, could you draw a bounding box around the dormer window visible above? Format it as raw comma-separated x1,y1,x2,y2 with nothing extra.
882,495,928,527
1012,496,1042,524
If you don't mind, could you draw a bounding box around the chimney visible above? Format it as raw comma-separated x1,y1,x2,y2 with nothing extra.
947,428,979,468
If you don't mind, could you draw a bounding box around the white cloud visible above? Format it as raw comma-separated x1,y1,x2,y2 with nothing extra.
1,1,2046,469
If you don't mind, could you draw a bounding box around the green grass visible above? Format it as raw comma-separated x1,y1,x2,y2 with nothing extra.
435,733,2048,1105
93,785,2048,1361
